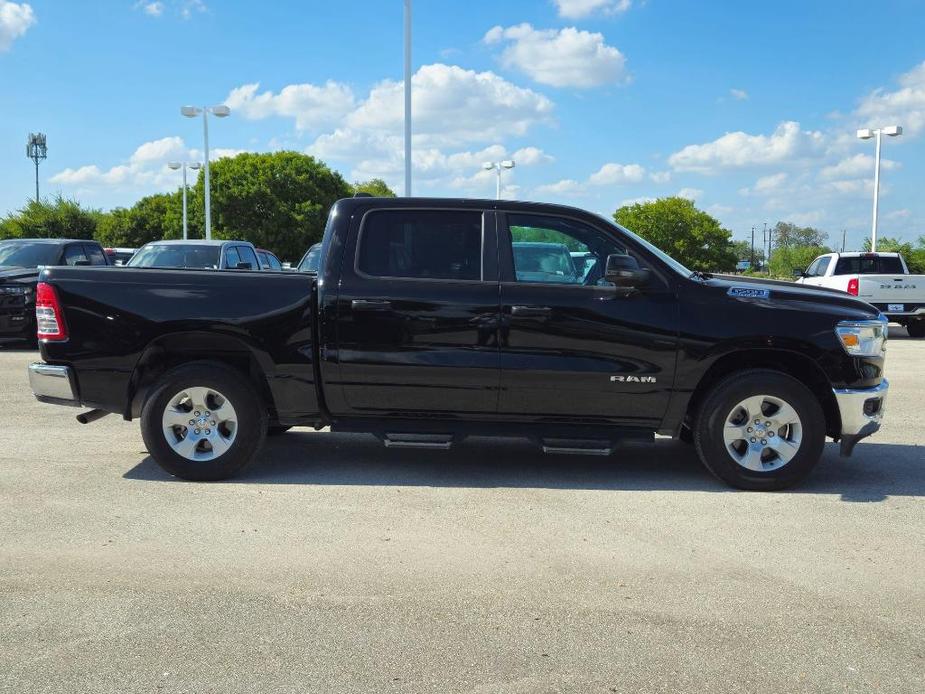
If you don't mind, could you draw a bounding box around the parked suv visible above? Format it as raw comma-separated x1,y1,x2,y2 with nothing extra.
126,240,262,270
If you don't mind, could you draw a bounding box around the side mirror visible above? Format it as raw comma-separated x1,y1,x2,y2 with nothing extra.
792,268,805,278
605,254,650,289
236,262,253,270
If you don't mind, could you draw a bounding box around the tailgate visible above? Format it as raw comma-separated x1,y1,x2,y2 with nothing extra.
857,274,925,305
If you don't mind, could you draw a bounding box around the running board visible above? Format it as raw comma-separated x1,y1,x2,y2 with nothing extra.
541,438,614,456
383,433,454,450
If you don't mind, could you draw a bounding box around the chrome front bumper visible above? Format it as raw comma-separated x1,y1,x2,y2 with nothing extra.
833,378,888,456
28,363,80,406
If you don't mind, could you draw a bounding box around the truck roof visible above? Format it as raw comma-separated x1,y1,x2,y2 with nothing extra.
0,238,99,245
330,196,609,220
143,240,250,247
822,251,902,258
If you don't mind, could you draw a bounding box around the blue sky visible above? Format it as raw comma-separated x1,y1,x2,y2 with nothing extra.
1,0,924,250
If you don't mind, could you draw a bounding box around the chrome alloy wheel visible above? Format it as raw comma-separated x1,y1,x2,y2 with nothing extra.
161,386,238,461
722,394,803,472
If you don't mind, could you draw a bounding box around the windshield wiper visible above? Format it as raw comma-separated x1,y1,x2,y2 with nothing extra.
689,270,713,281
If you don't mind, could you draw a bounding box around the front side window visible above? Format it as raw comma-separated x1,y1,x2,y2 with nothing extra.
299,244,322,273
224,247,241,268
508,214,626,286
236,246,259,270
63,245,89,266
805,258,821,277
814,257,831,276
84,244,108,265
358,210,482,281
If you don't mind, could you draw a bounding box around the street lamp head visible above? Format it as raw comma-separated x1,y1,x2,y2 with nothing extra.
167,162,182,170
210,105,231,118
189,162,202,170
501,160,515,169
181,106,202,118
857,128,874,140
883,125,903,137
482,162,494,171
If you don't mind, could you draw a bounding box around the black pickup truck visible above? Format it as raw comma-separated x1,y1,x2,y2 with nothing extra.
27,197,889,489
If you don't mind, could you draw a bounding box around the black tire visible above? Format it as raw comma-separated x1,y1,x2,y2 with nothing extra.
267,425,293,436
693,369,826,491
140,361,267,481
907,320,925,338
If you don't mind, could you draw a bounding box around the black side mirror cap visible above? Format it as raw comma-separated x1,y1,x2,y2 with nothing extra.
792,268,805,278
605,254,650,288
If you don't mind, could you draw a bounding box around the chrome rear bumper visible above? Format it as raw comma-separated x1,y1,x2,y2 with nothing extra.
28,363,80,406
833,378,888,456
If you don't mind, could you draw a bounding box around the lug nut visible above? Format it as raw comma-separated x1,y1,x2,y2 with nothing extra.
210,420,216,427
754,419,761,424
194,411,200,417
205,411,210,417
750,437,757,443
765,421,772,427
768,432,775,437
194,428,201,435
205,429,211,435
188,419,195,426
747,426,753,432
761,439,767,445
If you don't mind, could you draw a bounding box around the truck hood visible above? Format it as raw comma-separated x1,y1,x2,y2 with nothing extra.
705,273,880,320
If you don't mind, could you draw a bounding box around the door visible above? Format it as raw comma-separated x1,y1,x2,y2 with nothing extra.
800,256,830,287
497,212,678,426
333,207,501,416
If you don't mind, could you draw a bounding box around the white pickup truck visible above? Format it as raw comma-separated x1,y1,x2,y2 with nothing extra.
794,251,925,337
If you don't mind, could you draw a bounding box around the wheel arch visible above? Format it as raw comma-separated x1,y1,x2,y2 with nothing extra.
126,331,278,421
685,348,840,439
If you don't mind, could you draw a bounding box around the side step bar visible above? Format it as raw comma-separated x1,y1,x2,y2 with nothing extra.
383,433,454,450
541,438,615,456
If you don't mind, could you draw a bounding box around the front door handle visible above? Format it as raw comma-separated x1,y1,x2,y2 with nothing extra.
351,299,393,311
510,305,552,317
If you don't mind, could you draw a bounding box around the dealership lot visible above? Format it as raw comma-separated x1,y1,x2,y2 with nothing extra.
1,334,923,693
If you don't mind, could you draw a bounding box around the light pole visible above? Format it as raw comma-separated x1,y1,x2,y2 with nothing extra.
404,0,412,197
482,160,515,200
857,125,902,252
181,104,231,240
168,161,201,240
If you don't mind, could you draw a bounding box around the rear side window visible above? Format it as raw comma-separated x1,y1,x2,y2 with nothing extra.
84,244,108,265
358,210,482,281
63,245,88,266
834,256,905,275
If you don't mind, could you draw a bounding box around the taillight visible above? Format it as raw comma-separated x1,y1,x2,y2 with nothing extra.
847,277,859,296
35,282,68,341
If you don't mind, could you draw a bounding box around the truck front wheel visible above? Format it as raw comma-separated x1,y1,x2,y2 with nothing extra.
907,320,925,338
693,369,826,490
140,362,267,481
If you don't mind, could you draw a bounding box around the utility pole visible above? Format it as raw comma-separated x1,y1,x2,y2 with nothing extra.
841,229,847,253
763,222,769,274
26,133,47,203
750,225,755,270
404,0,412,197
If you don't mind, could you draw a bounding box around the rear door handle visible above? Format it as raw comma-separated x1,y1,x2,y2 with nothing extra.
351,299,393,311
511,305,552,317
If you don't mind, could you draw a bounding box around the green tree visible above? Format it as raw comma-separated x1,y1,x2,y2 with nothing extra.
0,196,101,240
771,221,828,248
613,196,737,272
96,192,184,248
769,245,831,278
351,179,396,197
731,239,765,266
198,151,351,261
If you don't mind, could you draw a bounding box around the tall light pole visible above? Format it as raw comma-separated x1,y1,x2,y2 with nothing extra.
857,125,902,252
482,160,515,199
181,104,231,240
26,133,47,203
404,0,412,197
168,161,201,240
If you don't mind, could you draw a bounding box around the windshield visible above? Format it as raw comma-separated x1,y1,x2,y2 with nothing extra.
127,244,221,269
597,215,693,278
0,241,60,268
298,244,322,273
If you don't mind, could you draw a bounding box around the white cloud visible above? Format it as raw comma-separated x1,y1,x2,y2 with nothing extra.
729,88,749,101
885,208,910,221
536,179,585,196
512,146,554,166
50,136,244,193
855,61,925,136
484,24,629,88
649,170,671,184
588,162,645,185
668,121,826,173
677,187,703,201
619,196,655,207
819,153,897,180
225,81,356,131
739,172,788,196
0,1,35,51
140,2,163,16
554,0,631,19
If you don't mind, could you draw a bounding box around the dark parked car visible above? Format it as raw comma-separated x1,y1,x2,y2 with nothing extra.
28,197,888,490
126,240,261,270
103,247,137,266
0,238,109,343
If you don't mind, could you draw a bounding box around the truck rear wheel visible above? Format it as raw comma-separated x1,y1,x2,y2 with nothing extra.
693,369,826,490
140,362,267,481
907,320,925,338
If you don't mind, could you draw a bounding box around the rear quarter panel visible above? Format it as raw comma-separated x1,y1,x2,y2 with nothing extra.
38,266,318,422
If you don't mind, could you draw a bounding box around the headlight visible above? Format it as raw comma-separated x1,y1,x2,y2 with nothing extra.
835,316,888,357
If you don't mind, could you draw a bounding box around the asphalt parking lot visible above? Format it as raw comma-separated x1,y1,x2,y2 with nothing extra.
1,332,923,694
